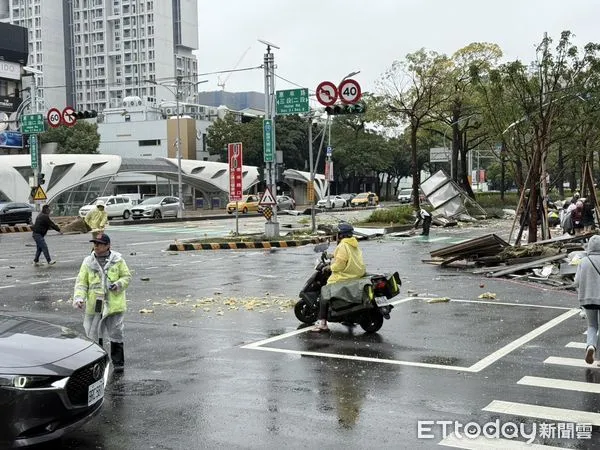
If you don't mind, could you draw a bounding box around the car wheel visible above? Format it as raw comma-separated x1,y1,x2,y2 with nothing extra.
242,207,248,214
153,210,162,219
123,210,131,219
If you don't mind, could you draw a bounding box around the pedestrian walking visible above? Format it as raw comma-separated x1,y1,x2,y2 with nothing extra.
32,204,62,266
414,208,432,236
85,200,108,240
582,198,595,233
72,233,131,372
574,234,600,365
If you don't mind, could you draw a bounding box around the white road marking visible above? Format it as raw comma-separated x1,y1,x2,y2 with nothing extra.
544,356,598,369
483,400,600,426
0,285,16,289
468,309,579,372
243,299,578,371
439,432,567,449
127,240,174,246
30,281,49,285
518,375,600,394
565,342,587,349
450,298,573,310
61,277,77,281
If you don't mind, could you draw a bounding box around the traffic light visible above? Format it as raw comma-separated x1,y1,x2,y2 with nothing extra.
37,173,45,185
325,102,366,116
74,110,98,119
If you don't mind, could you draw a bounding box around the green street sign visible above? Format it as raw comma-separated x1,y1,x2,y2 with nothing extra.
263,119,274,162
30,135,38,169
275,88,309,115
21,113,45,134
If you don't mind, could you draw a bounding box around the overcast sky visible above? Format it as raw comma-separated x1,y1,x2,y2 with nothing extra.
195,0,600,101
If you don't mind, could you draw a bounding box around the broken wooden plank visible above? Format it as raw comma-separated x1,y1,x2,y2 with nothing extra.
487,253,567,278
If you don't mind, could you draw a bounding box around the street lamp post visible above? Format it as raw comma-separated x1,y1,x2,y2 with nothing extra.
145,77,207,218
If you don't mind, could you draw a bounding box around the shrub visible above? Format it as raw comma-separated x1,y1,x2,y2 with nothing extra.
363,206,415,225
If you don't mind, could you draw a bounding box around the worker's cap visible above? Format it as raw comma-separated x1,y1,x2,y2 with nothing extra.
90,233,111,245
96,200,105,207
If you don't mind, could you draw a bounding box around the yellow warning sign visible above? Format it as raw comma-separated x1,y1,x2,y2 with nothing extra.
33,186,47,201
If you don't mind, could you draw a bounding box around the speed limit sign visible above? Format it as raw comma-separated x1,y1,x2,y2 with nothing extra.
338,79,362,104
47,108,61,128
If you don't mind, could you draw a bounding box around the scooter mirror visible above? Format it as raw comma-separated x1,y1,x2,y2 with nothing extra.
313,242,329,253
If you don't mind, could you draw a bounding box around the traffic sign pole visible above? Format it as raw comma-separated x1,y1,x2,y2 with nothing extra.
262,43,279,237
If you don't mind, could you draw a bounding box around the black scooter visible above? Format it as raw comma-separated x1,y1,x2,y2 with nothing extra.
294,251,400,333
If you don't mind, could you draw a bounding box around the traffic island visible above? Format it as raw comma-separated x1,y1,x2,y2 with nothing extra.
168,235,331,251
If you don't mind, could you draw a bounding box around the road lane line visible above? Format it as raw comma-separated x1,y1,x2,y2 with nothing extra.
30,281,49,285
449,299,573,310
0,285,16,289
439,432,567,449
518,376,600,394
61,277,77,281
482,400,600,426
468,309,579,372
544,356,598,369
566,342,586,349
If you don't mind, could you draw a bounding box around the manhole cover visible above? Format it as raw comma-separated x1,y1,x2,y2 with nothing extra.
109,379,171,397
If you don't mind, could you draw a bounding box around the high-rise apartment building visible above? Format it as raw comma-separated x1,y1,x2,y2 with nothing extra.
0,0,198,112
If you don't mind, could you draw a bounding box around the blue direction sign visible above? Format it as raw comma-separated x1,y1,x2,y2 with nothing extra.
326,146,332,157
263,119,274,162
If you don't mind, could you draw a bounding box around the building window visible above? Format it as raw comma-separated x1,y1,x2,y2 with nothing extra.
139,139,160,146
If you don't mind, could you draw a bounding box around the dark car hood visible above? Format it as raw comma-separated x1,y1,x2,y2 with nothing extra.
0,315,93,369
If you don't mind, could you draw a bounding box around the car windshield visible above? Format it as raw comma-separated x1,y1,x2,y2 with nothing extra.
355,193,368,199
400,189,411,194
139,197,162,205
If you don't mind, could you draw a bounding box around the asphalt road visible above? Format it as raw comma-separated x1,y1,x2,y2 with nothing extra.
1,215,598,449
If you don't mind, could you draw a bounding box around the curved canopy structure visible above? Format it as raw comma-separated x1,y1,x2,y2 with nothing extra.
0,154,260,204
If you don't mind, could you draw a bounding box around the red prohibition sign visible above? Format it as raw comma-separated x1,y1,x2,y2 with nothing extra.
316,81,338,106
338,79,362,104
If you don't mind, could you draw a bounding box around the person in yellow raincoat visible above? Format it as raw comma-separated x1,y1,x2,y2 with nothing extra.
72,233,131,372
85,199,108,240
313,223,366,332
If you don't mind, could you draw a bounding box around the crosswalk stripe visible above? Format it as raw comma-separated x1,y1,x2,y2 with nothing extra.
566,342,587,349
518,376,600,394
544,356,597,369
483,400,600,426
439,432,567,449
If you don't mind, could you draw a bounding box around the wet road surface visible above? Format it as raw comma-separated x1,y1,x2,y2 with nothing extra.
1,217,598,449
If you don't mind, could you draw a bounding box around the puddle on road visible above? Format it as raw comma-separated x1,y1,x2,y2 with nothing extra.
109,378,171,397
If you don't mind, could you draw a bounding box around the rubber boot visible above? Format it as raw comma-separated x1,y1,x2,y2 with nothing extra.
98,338,103,347
422,217,431,236
110,341,125,372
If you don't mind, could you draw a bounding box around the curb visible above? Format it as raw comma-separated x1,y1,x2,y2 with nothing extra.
0,225,32,233
168,237,329,251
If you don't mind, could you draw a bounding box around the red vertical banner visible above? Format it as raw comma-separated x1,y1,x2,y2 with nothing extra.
228,142,243,201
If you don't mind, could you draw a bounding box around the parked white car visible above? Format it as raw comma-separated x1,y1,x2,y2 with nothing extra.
316,195,347,209
78,195,133,219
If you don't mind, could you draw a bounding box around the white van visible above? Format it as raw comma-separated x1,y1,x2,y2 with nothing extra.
78,195,134,219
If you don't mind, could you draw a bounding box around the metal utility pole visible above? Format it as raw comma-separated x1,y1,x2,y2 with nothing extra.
308,119,316,232
175,75,183,219
260,39,280,237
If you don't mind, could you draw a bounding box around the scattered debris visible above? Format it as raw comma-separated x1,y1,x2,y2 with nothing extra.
478,292,497,299
139,309,154,314
428,231,596,288
427,297,451,303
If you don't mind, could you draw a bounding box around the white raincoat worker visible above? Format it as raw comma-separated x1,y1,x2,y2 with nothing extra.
73,233,131,372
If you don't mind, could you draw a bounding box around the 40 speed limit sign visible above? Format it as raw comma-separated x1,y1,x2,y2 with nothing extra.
47,108,62,128
338,79,362,104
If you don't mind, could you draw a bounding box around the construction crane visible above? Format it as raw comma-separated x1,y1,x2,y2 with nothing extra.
217,46,252,90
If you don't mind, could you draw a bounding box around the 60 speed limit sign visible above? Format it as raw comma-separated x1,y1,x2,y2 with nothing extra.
47,108,61,128
338,79,362,104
